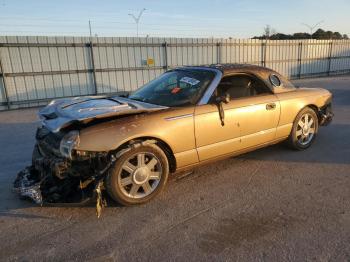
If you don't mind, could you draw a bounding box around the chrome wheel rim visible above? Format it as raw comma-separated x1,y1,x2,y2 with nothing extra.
117,152,162,199
296,113,316,146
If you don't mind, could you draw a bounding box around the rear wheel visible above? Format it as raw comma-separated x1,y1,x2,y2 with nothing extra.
105,144,169,206
288,107,319,150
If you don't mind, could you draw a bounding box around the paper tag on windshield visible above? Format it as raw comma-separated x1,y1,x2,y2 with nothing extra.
180,77,200,86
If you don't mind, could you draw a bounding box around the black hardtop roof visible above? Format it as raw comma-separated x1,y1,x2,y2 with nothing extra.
178,63,277,77
212,63,278,76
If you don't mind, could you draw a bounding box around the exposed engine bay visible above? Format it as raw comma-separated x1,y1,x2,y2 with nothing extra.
13,126,116,217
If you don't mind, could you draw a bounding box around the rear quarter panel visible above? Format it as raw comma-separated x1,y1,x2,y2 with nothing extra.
275,87,332,138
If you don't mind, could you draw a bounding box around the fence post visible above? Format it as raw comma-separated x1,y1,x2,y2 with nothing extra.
89,41,98,95
327,42,333,76
297,42,303,79
217,42,221,64
164,41,168,71
0,48,10,109
261,42,266,67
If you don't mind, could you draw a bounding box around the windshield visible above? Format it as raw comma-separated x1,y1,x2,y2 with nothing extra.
129,69,215,107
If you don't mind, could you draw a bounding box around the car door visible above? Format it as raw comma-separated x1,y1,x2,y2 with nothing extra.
195,101,241,161
234,94,280,150
194,73,280,161
227,74,280,149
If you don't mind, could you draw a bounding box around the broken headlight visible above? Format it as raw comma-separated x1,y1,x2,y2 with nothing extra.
60,130,80,159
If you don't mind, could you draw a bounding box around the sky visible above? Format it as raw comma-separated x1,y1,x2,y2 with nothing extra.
0,0,349,38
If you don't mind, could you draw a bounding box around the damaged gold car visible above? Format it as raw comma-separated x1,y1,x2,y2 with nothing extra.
14,64,333,207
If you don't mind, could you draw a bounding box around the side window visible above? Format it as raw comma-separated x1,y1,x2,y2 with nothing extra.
214,75,271,100
269,74,281,87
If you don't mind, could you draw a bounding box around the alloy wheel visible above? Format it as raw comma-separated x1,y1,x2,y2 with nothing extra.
296,113,316,146
117,152,162,199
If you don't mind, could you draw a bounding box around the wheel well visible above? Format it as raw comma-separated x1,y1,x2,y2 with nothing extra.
305,104,320,120
115,137,177,173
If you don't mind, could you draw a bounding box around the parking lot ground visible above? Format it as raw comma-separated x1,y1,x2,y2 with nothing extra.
0,75,349,261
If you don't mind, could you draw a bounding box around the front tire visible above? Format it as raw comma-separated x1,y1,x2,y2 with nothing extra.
288,107,319,150
105,143,169,206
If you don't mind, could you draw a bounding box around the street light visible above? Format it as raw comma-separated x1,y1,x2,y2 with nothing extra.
128,8,146,37
301,20,324,39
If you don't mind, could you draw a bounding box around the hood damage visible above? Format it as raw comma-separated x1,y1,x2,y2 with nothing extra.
39,95,166,132
13,95,166,217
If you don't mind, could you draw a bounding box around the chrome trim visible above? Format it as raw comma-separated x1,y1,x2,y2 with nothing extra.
197,68,223,105
165,113,193,121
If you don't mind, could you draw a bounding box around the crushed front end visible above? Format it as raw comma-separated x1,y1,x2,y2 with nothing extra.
13,95,164,216
319,102,333,126
13,126,113,212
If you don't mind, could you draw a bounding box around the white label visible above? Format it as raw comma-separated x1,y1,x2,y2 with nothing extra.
180,76,200,86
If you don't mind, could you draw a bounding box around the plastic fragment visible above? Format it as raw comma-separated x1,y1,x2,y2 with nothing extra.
95,180,106,218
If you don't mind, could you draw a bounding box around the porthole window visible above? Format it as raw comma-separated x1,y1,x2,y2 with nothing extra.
269,74,281,87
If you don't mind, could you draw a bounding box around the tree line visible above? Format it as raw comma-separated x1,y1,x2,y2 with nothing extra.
253,26,349,40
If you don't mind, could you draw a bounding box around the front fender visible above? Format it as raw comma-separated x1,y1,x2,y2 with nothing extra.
76,107,196,155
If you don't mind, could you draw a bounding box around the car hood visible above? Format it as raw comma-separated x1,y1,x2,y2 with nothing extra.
39,96,167,132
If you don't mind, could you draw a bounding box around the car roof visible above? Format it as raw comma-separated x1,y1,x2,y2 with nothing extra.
176,63,296,94
186,63,277,77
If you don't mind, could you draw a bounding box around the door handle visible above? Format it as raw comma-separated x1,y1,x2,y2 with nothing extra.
266,103,276,110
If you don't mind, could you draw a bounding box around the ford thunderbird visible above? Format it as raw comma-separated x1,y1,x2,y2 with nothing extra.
14,64,333,209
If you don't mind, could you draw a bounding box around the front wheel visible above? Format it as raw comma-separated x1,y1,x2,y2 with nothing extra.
288,107,319,150
105,143,169,206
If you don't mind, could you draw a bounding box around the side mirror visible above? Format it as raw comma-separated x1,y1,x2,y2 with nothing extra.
215,93,230,104
214,93,230,126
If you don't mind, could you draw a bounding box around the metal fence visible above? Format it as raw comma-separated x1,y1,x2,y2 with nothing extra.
1,36,350,110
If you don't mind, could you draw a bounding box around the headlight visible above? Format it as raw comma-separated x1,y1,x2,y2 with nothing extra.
60,130,80,159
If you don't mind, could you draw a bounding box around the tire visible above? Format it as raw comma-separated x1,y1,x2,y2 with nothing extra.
288,107,319,150
105,143,169,206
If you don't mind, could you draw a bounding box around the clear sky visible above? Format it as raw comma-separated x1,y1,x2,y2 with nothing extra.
0,0,349,38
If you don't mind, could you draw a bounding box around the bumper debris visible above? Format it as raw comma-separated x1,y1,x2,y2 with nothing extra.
13,166,43,204
13,139,115,217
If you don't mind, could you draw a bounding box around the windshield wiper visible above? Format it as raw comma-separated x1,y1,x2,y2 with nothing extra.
129,96,166,107
129,96,148,103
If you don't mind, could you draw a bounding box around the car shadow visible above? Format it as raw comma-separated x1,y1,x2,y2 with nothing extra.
236,123,349,165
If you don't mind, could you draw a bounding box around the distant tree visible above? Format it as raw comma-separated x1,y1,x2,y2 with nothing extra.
333,32,342,39
293,32,311,39
270,33,290,40
311,28,326,39
263,25,276,39
325,31,334,39
312,29,344,39
253,28,349,40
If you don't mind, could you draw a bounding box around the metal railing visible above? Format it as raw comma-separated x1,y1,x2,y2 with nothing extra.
0,36,349,110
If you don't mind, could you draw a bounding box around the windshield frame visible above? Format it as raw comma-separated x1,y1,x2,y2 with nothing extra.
129,67,222,107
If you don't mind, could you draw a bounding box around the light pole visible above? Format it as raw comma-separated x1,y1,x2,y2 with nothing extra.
128,8,146,37
301,20,324,39
89,20,92,39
